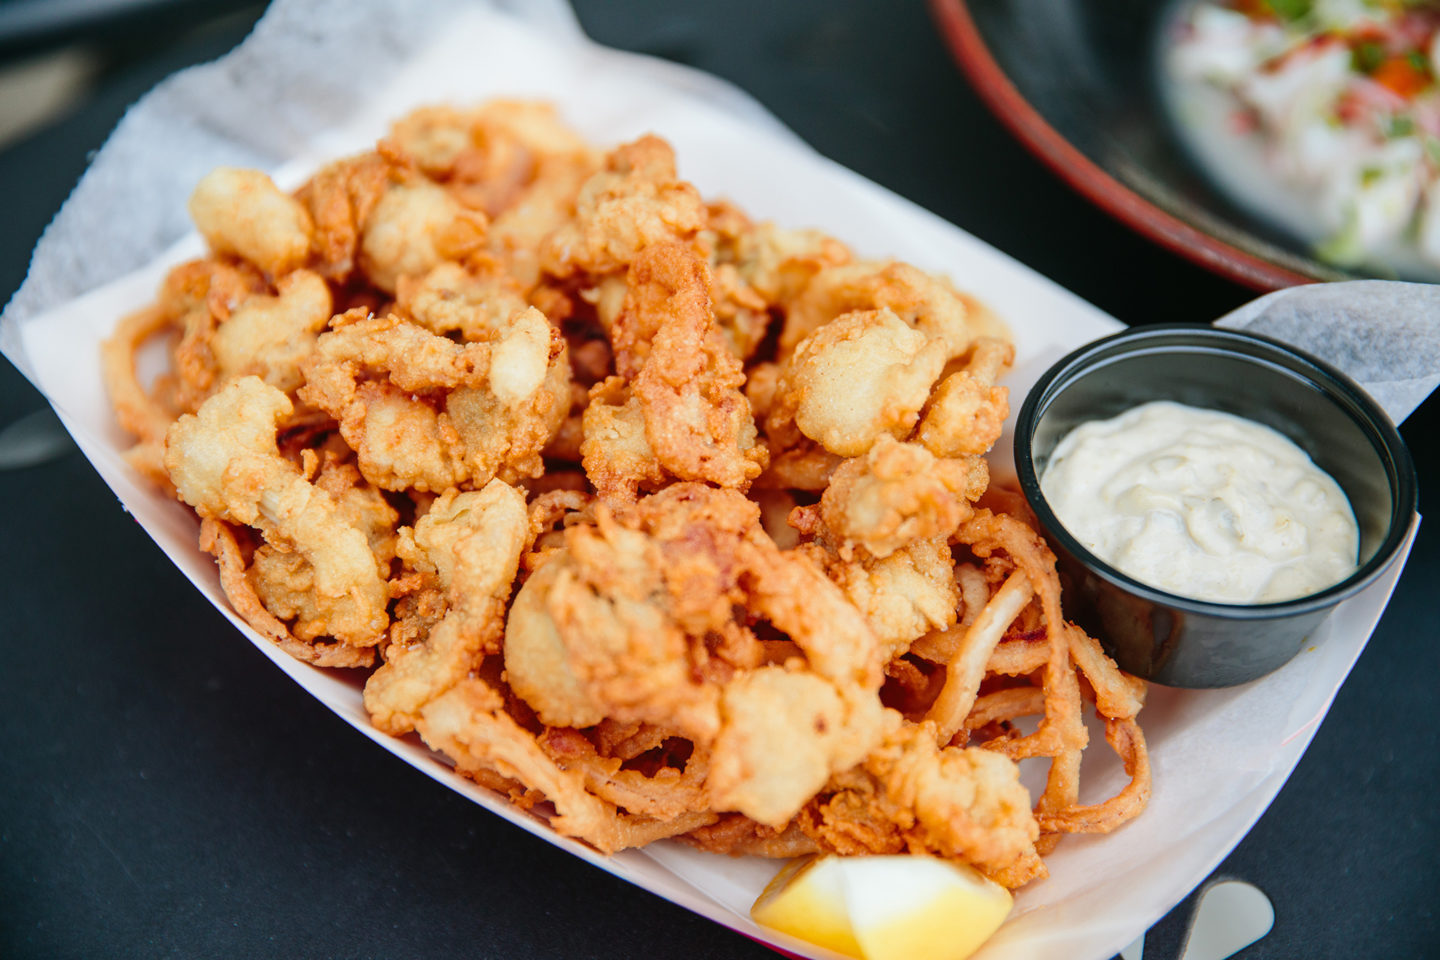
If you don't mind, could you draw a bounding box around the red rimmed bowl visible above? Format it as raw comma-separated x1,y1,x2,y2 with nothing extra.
930,0,1381,291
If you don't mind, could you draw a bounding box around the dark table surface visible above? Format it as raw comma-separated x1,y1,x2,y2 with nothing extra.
1,2,1436,959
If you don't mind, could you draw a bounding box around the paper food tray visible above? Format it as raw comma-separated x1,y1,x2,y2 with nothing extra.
0,7,1418,959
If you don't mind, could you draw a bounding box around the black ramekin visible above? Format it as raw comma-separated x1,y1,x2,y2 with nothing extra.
1014,323,1417,688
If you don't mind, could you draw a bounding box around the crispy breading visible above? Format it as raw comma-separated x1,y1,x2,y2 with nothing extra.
165,376,389,649
771,308,947,458
189,167,314,277
104,102,1149,887
365,481,530,734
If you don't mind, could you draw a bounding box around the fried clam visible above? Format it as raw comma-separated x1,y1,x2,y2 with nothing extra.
776,259,1009,362
778,438,984,664
394,260,529,343
188,166,314,278
359,174,489,294
538,135,707,281
580,243,767,501
796,719,1044,888
364,480,530,734
503,483,887,828
100,259,272,485
697,203,853,361
294,151,395,283
799,434,991,561
205,269,335,394
767,308,948,459
798,535,961,664
915,336,1016,459
99,101,1151,888
298,306,570,492
165,376,390,654
247,446,400,656
384,100,600,220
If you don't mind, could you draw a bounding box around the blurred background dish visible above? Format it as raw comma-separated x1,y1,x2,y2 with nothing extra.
929,0,1440,289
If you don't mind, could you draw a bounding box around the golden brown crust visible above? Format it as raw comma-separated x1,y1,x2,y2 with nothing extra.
101,103,1147,883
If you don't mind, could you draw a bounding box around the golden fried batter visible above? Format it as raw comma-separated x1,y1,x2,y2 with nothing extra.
104,101,1149,889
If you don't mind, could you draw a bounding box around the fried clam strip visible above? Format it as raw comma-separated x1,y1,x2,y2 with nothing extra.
417,678,717,854
364,480,530,735
797,719,1044,889
164,376,389,650
580,244,767,500
503,484,887,828
629,245,767,487
299,307,570,492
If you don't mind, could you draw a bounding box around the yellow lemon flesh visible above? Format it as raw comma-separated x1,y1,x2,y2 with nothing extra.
750,854,1013,960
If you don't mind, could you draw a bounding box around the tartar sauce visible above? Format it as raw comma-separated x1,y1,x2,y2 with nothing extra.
1040,400,1359,604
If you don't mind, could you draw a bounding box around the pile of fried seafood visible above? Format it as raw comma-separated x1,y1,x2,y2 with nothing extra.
103,101,1149,889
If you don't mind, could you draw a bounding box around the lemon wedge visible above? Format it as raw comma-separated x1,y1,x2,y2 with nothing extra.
750,854,1013,960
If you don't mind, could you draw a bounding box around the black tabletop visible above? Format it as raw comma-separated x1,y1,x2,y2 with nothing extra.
1,3,1436,959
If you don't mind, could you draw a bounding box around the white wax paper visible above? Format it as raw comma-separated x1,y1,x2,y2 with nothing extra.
1217,280,1440,425
0,3,1429,960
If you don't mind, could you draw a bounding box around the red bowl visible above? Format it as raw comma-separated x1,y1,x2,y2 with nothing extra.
929,0,1362,292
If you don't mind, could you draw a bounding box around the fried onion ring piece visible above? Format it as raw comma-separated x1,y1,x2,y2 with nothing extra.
925,571,1034,744
418,678,716,853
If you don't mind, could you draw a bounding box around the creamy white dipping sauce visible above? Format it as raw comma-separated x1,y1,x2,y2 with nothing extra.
1040,400,1359,604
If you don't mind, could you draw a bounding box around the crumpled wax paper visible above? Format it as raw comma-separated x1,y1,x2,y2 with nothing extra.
1217,280,1440,425
0,3,1430,960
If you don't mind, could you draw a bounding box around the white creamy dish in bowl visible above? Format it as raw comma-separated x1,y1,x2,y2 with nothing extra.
1014,324,1415,687
1040,399,1360,605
